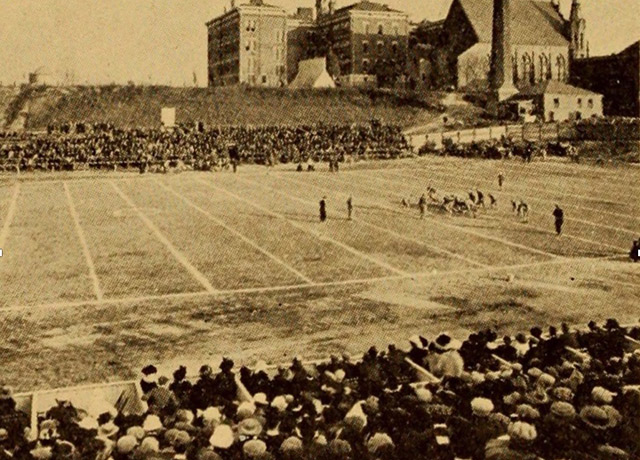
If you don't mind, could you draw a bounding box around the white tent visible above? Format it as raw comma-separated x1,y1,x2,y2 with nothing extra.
289,58,336,89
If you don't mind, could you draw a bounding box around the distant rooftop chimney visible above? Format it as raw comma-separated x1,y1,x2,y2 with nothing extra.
296,7,314,21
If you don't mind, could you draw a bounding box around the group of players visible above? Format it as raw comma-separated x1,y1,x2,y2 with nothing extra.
315,168,640,262
316,170,570,234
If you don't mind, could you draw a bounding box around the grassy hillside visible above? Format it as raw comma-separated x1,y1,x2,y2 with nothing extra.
0,87,20,128
21,85,445,130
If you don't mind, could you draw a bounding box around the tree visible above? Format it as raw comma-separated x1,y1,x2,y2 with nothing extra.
372,56,406,88
326,48,341,79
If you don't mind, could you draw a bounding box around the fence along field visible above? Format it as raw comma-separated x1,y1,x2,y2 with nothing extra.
0,156,638,390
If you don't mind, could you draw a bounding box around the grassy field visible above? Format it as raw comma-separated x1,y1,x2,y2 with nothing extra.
0,157,638,392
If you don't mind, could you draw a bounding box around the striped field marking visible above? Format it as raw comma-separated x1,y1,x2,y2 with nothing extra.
377,167,639,235
0,253,629,314
153,179,314,284
359,168,632,252
196,178,410,277
394,160,640,222
110,181,218,294
282,172,562,260
63,182,104,301
238,174,490,269
0,183,20,251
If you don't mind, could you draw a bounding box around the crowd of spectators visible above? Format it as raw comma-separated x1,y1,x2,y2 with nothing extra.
1,319,639,460
0,121,409,173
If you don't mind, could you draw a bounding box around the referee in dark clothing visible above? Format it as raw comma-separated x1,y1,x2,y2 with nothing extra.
553,205,564,236
319,197,327,222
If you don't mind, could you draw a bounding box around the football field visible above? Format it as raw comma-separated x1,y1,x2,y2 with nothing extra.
0,157,638,391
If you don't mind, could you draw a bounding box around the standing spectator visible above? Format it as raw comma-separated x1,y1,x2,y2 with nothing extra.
347,196,353,221
498,172,505,189
553,205,564,236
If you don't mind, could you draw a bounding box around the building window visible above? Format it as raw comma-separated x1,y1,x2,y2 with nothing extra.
553,98,560,108
378,24,384,35
363,21,369,34
262,75,267,84
548,112,555,121
248,57,255,76
362,59,369,73
362,41,369,53
392,23,399,35
577,98,582,107
392,41,398,53
377,41,384,53
588,98,593,108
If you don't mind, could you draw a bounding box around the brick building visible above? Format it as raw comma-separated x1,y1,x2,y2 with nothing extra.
312,0,410,86
206,0,409,88
206,0,287,87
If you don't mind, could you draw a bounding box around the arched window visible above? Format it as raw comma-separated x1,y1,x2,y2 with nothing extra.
522,53,535,85
556,55,567,81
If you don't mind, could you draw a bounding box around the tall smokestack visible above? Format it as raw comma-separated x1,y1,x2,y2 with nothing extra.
488,0,517,113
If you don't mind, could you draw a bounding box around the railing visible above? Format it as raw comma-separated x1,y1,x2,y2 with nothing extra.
405,122,567,151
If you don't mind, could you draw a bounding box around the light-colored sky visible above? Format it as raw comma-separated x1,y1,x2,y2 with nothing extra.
0,0,637,86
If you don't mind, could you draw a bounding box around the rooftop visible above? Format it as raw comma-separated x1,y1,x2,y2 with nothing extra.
518,80,602,97
334,0,404,15
455,0,568,47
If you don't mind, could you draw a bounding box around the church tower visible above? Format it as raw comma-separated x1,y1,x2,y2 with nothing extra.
487,0,518,114
569,0,587,59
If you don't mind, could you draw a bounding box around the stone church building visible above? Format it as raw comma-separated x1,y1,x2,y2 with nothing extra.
420,0,587,91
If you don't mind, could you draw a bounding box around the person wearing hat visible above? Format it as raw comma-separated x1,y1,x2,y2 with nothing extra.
426,334,464,378
115,435,138,457
242,439,267,458
140,365,159,395
144,376,178,418
209,425,234,450
238,418,263,438
169,366,192,409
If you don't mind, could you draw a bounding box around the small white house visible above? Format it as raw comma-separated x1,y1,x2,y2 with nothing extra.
516,80,603,122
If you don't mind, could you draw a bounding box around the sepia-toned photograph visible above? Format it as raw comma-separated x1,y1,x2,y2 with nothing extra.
0,0,638,458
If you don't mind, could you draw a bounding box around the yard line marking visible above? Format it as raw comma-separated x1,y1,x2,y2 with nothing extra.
240,174,489,269
63,183,104,301
378,167,639,233
153,179,314,284
366,168,632,252
0,254,625,313
0,183,20,249
196,178,409,277
336,168,627,253
109,181,218,294
398,161,640,221
282,173,562,260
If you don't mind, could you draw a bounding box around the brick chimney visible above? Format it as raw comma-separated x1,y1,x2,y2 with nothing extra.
488,0,518,113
